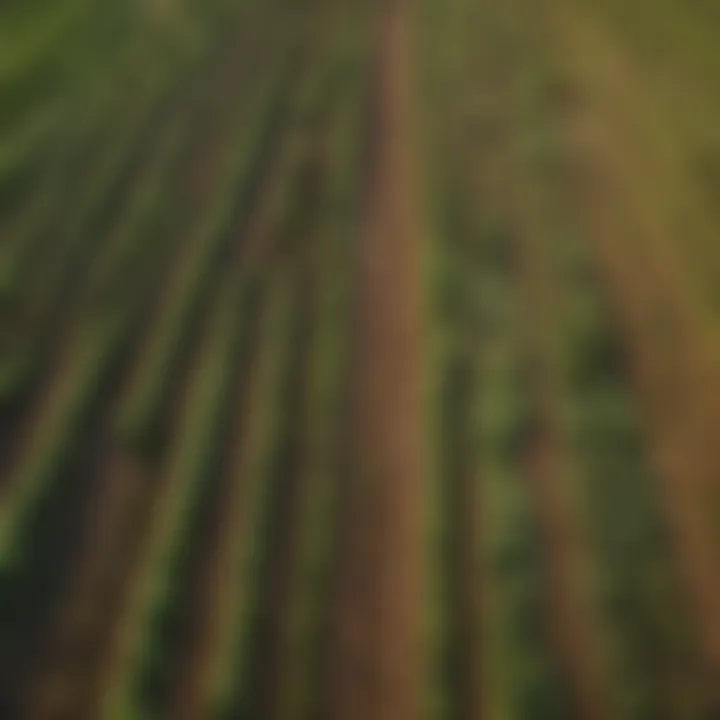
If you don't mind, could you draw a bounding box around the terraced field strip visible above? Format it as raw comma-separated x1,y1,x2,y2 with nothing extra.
472,9,574,719
230,256,320,720
154,14,369,717
496,3,713,716
605,0,720,277
545,0,720,510
0,14,289,568
4,45,188,287
456,32,580,708
97,274,258,720
107,13,301,448
0,307,128,714
0,67,175,408
416,0,606,715
415,0,484,715
546,0,720,704
11,30,285,708
0,6,304,714
476,285,573,720
230,18,369,720
0,45,221,487
113,60,300,449
0,0,94,197
0,41,182,284
0,3,283,421
499,7,616,710
90,36,330,720
514,143,615,720
181,278,291,720
585,0,720,236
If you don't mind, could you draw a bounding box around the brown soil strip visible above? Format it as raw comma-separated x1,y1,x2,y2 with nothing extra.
547,0,720,706
324,0,425,718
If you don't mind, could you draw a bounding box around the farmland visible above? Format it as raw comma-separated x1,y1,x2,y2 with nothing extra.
3,0,720,717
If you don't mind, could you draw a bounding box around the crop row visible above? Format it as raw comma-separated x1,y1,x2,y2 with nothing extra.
0,2,319,713
0,0,374,716
511,9,710,713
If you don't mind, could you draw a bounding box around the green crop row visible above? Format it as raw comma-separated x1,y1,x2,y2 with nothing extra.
106,12,360,711
0,0,243,305
476,217,570,720
0,40,240,562
555,242,706,717
276,26,371,720
204,277,294,720
114,36,302,451
210,13,371,715
0,61,183,396
418,0,571,714
101,276,259,720
508,21,709,714
0,92,191,410
0,307,130,569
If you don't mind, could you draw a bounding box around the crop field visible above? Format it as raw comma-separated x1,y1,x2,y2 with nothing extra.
3,0,720,718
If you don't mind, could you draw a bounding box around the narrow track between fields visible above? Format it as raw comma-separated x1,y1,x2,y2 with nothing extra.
324,1,425,718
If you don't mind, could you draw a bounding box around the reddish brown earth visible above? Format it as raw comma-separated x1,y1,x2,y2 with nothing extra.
324,0,425,718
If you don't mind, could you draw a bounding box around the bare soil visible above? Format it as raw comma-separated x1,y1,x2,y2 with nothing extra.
324,1,426,718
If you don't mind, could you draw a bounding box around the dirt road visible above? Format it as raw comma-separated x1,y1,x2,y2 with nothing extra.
324,1,426,718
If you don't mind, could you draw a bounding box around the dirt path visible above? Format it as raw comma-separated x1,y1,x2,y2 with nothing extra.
546,0,720,706
324,1,425,718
